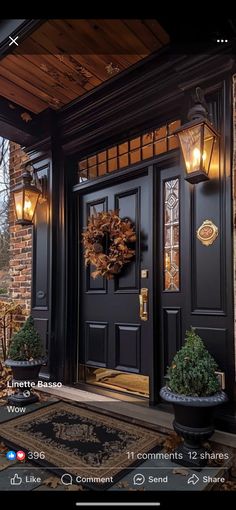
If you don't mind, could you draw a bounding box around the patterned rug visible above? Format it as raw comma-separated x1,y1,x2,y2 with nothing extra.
0,401,164,488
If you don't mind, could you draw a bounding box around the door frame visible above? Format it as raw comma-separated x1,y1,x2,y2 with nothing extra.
71,149,180,404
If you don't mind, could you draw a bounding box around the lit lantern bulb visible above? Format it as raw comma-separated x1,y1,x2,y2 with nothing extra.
192,148,207,169
24,197,33,219
193,148,201,165
16,203,22,216
24,198,32,211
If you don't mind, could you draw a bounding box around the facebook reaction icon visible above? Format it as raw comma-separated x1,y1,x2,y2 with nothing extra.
6,451,16,461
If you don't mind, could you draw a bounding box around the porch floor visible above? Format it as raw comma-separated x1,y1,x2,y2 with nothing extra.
37,384,236,449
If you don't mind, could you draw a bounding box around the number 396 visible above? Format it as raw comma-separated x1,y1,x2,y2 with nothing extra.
28,452,45,460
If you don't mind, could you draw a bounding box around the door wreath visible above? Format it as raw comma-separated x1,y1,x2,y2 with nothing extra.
82,210,136,279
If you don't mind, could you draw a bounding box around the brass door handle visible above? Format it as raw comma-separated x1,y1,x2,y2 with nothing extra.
139,288,148,321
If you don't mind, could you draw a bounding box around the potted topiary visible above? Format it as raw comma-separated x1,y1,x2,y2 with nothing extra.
5,315,46,405
160,328,228,468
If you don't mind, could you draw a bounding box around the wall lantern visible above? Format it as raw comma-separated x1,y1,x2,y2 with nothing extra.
174,87,219,184
12,163,46,226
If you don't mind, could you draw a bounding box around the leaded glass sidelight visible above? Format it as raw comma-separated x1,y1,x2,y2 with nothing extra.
164,179,180,291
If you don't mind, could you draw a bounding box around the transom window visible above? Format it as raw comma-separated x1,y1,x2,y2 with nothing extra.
78,120,181,182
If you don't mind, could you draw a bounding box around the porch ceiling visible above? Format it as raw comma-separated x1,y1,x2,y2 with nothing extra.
0,19,169,114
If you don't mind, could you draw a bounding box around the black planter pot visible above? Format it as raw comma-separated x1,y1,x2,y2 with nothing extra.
160,386,228,468
5,358,46,405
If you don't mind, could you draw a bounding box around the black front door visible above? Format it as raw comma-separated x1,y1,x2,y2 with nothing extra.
79,170,154,396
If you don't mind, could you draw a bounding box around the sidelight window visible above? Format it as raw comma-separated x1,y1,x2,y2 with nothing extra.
163,178,180,291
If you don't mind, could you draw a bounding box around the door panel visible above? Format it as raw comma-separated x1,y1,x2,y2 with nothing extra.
114,189,140,292
85,321,108,366
86,198,108,293
79,171,153,381
115,323,141,372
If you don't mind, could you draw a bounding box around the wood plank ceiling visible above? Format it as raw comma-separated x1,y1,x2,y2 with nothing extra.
0,19,169,114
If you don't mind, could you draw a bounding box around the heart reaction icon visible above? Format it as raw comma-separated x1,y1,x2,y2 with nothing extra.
16,451,26,461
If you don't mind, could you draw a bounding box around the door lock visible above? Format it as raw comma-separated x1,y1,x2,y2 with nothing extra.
139,288,148,321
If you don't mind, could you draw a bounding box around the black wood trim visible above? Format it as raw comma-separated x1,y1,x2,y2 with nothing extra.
57,50,236,155
0,96,38,145
32,161,50,311
163,308,182,369
0,102,57,147
60,156,78,385
147,164,157,405
28,151,52,381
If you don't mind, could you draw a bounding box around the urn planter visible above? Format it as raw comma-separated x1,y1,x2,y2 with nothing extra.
5,315,46,405
5,358,46,405
160,386,228,468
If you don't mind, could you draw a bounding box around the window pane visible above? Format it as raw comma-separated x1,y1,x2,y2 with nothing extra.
88,166,97,179
168,120,181,134
98,162,107,176
130,137,141,150
108,158,118,172
142,144,153,159
79,169,88,182
88,155,96,167
168,135,179,150
164,226,171,247
79,159,87,171
142,132,153,145
119,154,129,168
108,147,117,159
154,139,167,155
154,125,167,140
98,151,106,163
163,178,180,291
130,148,141,164
118,142,128,155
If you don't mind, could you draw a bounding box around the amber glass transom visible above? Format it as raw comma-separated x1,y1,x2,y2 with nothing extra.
78,120,181,182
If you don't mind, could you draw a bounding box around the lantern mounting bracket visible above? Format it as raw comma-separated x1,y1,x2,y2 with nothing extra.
188,86,209,122
25,163,47,203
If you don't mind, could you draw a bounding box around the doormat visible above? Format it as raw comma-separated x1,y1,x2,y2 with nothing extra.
0,401,164,488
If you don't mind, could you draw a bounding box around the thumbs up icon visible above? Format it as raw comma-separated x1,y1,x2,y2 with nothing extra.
10,474,22,485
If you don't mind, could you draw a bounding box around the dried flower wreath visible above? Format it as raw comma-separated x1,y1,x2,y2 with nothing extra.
82,210,136,279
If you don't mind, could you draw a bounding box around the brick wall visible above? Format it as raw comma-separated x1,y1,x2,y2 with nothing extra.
9,142,32,323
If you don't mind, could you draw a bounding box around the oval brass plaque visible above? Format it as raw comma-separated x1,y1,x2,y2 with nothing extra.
196,220,218,246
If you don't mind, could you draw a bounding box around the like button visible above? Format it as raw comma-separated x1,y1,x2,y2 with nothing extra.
10,474,22,485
